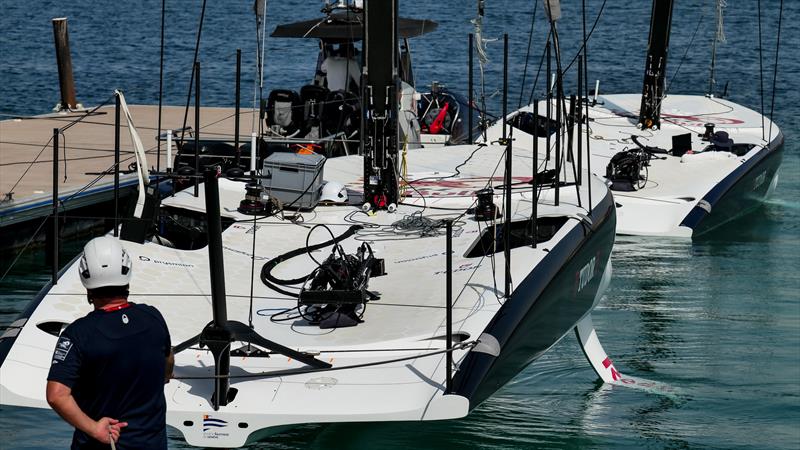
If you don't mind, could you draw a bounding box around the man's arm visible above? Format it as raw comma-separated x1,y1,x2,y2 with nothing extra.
46,381,128,444
165,349,175,383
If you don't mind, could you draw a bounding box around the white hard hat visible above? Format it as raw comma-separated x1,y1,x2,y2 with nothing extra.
320,181,348,204
79,237,133,290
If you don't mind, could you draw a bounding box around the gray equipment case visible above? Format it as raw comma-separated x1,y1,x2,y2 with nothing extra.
261,152,325,210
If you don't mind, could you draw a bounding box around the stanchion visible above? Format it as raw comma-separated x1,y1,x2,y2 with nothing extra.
194,61,201,197
51,128,59,284
445,219,453,393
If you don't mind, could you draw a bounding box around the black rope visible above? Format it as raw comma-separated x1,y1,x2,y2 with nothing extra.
757,0,765,141
260,225,362,297
178,0,208,146
526,27,552,107
172,340,477,380
562,0,607,74
3,94,115,196
654,6,706,114
0,215,50,283
767,0,783,142
518,0,539,109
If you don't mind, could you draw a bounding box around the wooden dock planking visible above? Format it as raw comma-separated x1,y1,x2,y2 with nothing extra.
0,105,257,224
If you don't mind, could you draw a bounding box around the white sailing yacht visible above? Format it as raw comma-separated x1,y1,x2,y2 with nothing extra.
485,0,784,237
0,1,660,447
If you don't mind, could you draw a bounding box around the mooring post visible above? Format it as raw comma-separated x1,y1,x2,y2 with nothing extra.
52,128,59,284
194,61,201,198
52,18,77,111
234,49,241,167
468,33,474,144
445,219,453,393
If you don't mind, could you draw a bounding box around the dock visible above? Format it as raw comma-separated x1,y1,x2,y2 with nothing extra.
0,104,257,250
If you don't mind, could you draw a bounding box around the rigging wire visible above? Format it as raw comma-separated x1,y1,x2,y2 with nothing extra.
172,340,478,380
3,94,115,197
767,0,783,143
259,0,269,139
561,0,607,74
757,0,765,141
517,0,539,109
707,0,728,95
178,0,208,146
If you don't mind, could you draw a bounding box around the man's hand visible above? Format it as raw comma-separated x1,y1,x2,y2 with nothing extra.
91,417,128,443
47,381,129,444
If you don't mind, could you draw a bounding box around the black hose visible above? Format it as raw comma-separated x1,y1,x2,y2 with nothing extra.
260,225,362,295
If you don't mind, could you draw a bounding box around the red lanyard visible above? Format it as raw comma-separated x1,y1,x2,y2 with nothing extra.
100,302,132,312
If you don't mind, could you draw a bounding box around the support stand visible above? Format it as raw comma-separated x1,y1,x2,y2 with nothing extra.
173,169,331,410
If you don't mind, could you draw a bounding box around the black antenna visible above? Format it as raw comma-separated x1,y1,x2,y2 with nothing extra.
234,49,241,168
468,33,474,144
172,170,331,410
193,62,201,197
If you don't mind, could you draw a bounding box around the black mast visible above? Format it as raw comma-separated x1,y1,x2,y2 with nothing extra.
638,0,675,130
361,0,400,211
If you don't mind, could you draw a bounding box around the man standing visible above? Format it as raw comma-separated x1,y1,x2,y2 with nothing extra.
321,43,361,92
46,236,174,449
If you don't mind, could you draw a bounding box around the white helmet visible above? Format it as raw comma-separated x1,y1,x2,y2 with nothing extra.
79,237,133,290
320,181,348,204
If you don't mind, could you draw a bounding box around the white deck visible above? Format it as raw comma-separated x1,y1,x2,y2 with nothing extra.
486,94,783,236
0,144,610,447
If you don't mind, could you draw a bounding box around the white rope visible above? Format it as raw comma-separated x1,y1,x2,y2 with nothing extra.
114,90,149,219
715,0,728,44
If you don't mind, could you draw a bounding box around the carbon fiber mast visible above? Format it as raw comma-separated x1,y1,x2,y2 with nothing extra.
361,0,400,211
638,0,674,130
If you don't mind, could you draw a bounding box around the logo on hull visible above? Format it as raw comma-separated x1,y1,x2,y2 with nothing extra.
577,257,597,293
202,415,229,439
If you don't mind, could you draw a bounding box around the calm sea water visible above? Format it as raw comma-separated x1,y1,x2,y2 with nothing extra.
1,0,798,449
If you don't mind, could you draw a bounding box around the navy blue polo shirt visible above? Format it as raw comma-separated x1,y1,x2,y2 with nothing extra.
48,303,171,450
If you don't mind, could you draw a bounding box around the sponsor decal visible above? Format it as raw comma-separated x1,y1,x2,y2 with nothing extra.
753,171,766,191
202,415,230,439
434,262,481,275
222,245,269,260
52,337,73,363
606,107,745,127
696,200,712,213
602,357,675,392
576,256,597,293
138,255,194,268
396,251,445,264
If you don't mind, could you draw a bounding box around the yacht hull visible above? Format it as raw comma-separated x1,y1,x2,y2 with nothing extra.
453,191,616,408
680,134,784,236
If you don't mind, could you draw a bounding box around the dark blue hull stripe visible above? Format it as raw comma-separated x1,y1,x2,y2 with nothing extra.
679,132,785,235
452,190,617,408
